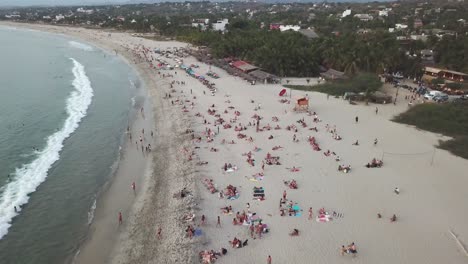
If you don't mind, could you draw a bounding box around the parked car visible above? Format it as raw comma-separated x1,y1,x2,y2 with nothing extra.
453,95,468,103
433,94,449,103
424,90,443,100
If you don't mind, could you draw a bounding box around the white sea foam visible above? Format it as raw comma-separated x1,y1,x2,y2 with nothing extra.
87,198,97,225
69,41,93,51
0,58,93,240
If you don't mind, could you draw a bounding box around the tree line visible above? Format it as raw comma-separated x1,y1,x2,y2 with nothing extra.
177,28,421,78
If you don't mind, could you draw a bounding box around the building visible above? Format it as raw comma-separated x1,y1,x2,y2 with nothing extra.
55,15,65,21
298,28,319,39
342,9,352,18
230,60,258,73
269,23,281,30
76,8,94,14
423,67,467,82
192,18,210,30
395,23,408,30
420,49,434,64
213,19,229,32
379,10,389,16
414,19,423,28
410,34,428,41
320,68,347,80
354,14,373,21
279,25,300,32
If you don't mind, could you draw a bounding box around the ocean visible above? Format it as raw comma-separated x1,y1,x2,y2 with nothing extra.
0,26,138,263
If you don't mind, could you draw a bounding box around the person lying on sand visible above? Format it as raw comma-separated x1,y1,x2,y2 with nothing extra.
289,229,300,236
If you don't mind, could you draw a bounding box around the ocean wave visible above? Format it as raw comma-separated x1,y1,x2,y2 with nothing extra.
0,58,94,240
87,198,97,225
69,41,93,51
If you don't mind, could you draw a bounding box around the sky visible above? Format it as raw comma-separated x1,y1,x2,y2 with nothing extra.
0,0,128,7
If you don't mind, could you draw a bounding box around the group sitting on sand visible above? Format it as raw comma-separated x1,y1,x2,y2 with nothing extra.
366,158,383,168
341,242,358,256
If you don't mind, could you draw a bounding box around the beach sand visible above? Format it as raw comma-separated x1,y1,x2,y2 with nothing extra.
3,22,468,264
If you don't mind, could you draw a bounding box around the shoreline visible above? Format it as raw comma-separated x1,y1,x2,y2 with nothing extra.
2,21,468,264
0,21,195,264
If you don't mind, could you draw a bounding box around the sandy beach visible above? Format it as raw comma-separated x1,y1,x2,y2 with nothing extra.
3,22,468,264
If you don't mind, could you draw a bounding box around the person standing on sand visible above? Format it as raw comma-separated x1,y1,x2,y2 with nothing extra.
355,116,359,123
375,107,379,114
118,212,123,225
201,215,206,226
157,227,162,239
267,255,272,264
283,190,287,200
131,182,136,193
308,207,313,220
217,216,221,227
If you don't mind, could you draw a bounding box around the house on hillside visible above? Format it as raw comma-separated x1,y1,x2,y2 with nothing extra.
270,23,282,30
342,9,352,18
280,25,300,32
414,19,423,28
192,18,210,31
213,19,229,32
298,28,319,39
354,14,373,21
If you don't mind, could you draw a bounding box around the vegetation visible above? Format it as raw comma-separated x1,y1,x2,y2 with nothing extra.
1,1,467,78
434,35,468,73
285,73,382,96
393,103,468,159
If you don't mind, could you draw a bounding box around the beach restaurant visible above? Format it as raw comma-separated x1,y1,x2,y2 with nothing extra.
423,66,467,82
230,60,259,73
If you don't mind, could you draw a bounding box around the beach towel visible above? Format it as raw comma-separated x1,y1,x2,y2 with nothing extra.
195,229,203,236
228,194,240,200
292,205,302,217
316,214,332,222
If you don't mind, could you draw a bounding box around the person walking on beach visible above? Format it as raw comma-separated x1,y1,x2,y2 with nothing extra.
355,116,359,123
375,107,379,115
283,190,287,200
201,215,206,226
308,207,313,220
216,216,221,227
157,227,162,239
131,182,136,193
374,138,378,146
118,212,123,225
267,255,272,264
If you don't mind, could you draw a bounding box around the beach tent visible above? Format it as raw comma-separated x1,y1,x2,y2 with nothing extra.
294,97,309,112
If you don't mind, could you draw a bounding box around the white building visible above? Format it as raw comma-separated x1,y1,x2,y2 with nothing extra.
279,25,301,32
379,10,388,16
354,14,373,21
342,9,352,18
55,15,65,21
5,14,21,18
76,7,94,14
395,23,408,30
213,19,229,32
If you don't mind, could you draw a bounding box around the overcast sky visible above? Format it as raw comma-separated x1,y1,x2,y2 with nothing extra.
0,0,129,7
